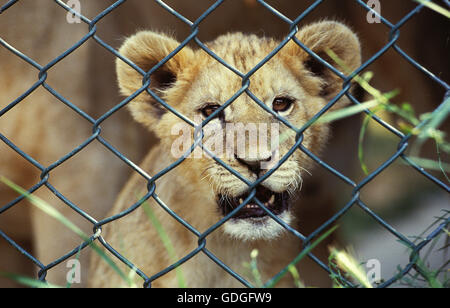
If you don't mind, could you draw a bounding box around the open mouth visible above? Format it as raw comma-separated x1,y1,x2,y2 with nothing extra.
217,186,289,220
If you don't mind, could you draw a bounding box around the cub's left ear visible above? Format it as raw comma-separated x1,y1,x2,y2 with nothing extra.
281,21,362,106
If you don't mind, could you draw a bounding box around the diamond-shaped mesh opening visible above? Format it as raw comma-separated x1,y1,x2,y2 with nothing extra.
0,0,448,288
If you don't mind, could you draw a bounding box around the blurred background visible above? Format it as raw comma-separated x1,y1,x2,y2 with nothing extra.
0,0,448,287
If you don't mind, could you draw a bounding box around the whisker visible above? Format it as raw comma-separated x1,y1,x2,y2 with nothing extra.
298,165,312,177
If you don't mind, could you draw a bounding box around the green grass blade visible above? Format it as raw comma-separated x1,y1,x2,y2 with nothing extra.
265,225,338,288
0,176,86,239
406,157,450,173
415,97,449,142
0,176,134,287
315,99,380,124
142,201,187,288
358,115,372,175
0,272,62,288
414,258,444,288
414,0,450,18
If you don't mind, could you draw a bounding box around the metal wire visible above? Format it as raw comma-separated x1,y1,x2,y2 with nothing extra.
0,0,448,288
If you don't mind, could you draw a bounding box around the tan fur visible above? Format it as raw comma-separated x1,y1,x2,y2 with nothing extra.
89,21,361,287
2,1,444,288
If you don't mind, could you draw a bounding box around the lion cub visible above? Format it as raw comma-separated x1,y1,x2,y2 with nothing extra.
89,21,361,287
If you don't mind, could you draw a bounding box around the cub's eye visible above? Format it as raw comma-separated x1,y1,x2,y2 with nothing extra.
201,104,223,118
272,97,295,113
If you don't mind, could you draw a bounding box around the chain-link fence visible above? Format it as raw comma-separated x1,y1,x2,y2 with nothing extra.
0,0,449,288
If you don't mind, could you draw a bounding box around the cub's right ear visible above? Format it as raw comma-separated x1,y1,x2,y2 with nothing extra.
116,31,195,130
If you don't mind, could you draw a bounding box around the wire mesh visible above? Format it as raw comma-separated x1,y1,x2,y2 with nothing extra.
0,0,449,288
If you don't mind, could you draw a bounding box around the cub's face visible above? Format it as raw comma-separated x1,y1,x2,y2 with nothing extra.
117,21,361,240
